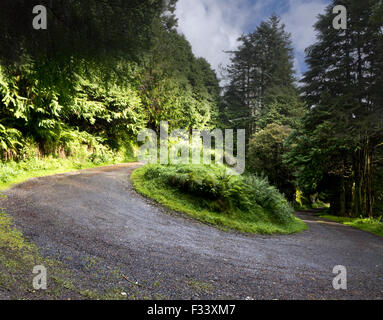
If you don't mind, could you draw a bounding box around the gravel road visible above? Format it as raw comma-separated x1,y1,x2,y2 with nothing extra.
1,163,382,299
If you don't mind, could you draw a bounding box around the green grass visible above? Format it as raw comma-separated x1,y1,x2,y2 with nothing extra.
131,164,306,235
319,214,383,238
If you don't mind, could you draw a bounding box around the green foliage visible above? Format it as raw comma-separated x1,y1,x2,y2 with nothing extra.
0,124,22,157
0,3,220,164
248,124,295,200
222,15,296,133
0,0,166,63
319,215,383,238
132,164,306,234
288,0,383,217
140,28,220,130
255,87,307,130
73,73,147,146
0,146,130,189
139,164,297,224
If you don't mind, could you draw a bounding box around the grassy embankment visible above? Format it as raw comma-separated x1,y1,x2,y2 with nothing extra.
131,164,306,235
319,214,383,237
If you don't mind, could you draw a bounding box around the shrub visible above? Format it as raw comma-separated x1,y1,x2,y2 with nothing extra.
141,164,295,224
248,124,295,201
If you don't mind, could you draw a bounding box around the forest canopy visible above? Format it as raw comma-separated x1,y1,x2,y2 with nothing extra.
222,3,383,217
0,0,220,160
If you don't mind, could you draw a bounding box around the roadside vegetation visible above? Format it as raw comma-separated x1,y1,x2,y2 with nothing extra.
131,164,306,234
319,214,383,238
0,151,135,191
1,0,381,224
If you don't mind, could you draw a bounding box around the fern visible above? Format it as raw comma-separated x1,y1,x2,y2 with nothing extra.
142,164,295,223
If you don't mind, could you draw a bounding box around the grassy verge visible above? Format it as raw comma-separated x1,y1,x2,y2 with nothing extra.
0,155,135,191
319,214,383,237
131,164,306,235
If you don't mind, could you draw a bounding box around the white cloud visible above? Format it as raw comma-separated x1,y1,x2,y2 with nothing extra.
175,0,267,76
176,0,329,78
281,0,329,76
282,0,328,52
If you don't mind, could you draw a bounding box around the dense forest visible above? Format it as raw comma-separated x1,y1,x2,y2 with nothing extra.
222,1,383,217
0,0,220,160
0,0,382,218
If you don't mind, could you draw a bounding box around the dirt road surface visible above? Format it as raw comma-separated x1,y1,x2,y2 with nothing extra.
1,163,382,299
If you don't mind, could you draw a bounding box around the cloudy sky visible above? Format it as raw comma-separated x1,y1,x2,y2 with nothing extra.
175,0,330,80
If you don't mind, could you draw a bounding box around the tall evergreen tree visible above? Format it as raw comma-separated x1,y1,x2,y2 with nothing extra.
223,15,297,135
287,0,383,217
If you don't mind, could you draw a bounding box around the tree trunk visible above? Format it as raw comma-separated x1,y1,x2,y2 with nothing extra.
363,137,374,217
340,175,346,216
352,137,375,218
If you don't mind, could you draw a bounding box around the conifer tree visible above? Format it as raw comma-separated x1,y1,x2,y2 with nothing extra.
287,0,383,217
223,15,298,135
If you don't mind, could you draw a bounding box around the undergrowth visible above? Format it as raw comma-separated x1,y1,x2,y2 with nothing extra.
319,214,383,238
131,164,306,234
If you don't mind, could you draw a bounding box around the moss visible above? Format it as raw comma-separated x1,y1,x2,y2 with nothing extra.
185,280,214,294
0,211,80,299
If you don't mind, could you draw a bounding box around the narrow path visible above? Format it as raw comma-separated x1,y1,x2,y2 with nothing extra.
1,163,382,299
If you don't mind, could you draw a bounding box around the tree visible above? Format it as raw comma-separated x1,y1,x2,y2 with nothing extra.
0,0,166,63
255,86,307,130
287,0,383,217
248,124,295,201
139,18,220,131
0,0,221,159
222,15,296,135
